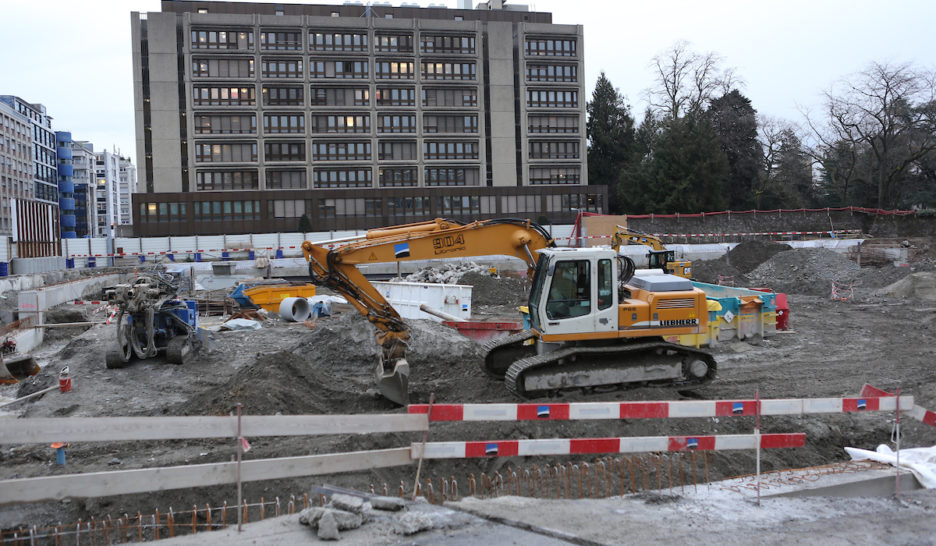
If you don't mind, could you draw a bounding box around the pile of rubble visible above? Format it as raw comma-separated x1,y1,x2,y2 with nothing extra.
399,262,489,284
298,493,431,540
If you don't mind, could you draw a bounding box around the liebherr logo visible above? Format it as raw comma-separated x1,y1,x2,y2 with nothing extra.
660,319,698,327
432,234,466,255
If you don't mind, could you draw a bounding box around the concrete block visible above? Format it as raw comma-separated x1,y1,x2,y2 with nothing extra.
298,507,325,526
317,511,340,540
329,493,365,514
396,512,433,535
371,496,406,511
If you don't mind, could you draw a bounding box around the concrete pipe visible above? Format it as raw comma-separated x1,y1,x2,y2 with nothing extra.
279,297,311,322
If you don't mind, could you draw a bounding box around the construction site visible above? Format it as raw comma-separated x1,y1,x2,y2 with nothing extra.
1,209,936,544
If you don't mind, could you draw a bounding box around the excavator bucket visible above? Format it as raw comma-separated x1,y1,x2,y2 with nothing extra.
374,358,409,406
0,354,40,385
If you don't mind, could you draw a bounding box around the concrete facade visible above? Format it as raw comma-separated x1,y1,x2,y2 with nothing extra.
71,141,95,238
129,0,601,235
0,100,33,241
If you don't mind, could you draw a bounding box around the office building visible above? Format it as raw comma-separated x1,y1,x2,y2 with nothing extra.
55,131,78,238
130,0,605,236
71,140,96,238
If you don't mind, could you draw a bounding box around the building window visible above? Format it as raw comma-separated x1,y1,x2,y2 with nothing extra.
528,114,579,134
266,169,307,189
261,58,303,78
193,200,260,221
191,58,254,78
195,170,259,190
262,85,304,106
379,168,418,187
423,140,479,160
264,141,306,162
419,34,475,54
422,88,477,107
193,114,257,135
527,89,579,108
421,62,476,80
270,199,308,218
375,61,415,80
424,167,479,186
422,114,478,134
500,194,540,213
260,31,302,51
529,166,581,185
377,114,416,134
438,195,481,215
194,143,258,163
310,114,371,134
378,141,417,160
312,141,371,161
525,63,578,83
387,195,429,215
313,168,372,188
375,34,413,53
524,37,577,57
319,198,382,217
376,87,415,107
309,31,368,52
263,113,305,134
548,193,602,213
529,141,579,159
309,87,370,106
192,86,256,106
191,29,254,50
310,59,369,79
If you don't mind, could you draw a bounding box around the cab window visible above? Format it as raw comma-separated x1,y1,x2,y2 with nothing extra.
546,260,590,320
598,259,612,309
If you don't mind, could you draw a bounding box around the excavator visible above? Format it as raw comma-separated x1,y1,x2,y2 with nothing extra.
302,218,715,405
611,225,692,279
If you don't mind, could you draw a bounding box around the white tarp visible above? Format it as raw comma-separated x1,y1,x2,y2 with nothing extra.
845,444,936,488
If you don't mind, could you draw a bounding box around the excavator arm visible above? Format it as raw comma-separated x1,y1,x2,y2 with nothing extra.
610,225,667,251
301,218,555,404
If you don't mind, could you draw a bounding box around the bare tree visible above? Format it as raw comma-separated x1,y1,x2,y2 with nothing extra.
646,41,739,119
805,62,936,208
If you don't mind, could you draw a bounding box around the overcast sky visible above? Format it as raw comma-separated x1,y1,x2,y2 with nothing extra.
1,0,934,163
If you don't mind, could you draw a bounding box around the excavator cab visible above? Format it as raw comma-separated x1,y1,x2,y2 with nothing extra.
647,250,692,279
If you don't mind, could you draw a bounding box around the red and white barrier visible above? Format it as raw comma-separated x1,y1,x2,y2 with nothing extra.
411,433,806,459
408,395,914,422
555,229,861,243
859,384,936,428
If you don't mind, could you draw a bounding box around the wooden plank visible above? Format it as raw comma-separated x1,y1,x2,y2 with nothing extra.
0,414,428,444
0,448,413,505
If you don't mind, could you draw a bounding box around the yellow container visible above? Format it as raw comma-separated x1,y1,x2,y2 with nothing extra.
242,284,317,312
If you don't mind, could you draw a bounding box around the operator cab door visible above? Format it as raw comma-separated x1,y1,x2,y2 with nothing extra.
539,256,617,336
593,257,617,332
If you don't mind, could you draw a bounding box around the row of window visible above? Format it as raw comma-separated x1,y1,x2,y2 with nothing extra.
193,140,484,162
526,64,578,83
231,60,479,80
191,30,478,54
524,38,577,57
527,89,579,108
263,86,478,107
140,191,601,224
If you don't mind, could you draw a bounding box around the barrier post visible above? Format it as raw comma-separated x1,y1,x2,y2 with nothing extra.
236,403,244,532
755,388,761,507
895,387,901,499
412,393,435,501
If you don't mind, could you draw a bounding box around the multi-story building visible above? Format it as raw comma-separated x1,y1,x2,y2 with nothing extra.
71,141,96,238
55,131,78,238
0,96,60,263
130,0,604,236
118,155,137,226
93,150,122,238
0,100,33,237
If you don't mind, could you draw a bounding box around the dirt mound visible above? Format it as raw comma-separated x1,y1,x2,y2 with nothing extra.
689,258,743,285
877,271,936,300
174,350,338,416
458,271,529,308
854,264,913,290
726,240,792,274
746,248,860,296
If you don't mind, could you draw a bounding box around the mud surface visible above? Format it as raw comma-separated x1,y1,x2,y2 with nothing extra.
3,249,936,536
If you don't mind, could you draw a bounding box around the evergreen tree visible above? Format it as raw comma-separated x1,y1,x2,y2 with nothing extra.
297,214,312,233
586,72,635,213
709,90,761,209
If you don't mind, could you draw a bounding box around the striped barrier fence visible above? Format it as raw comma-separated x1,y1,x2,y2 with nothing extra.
411,433,806,460
556,229,862,243
408,394,915,422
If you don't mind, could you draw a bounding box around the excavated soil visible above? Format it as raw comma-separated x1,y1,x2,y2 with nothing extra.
3,247,936,533
726,240,792,274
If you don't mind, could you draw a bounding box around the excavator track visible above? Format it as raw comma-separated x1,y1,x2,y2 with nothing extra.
504,341,716,399
481,330,537,379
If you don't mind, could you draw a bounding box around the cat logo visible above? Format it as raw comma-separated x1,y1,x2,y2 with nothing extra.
368,252,378,261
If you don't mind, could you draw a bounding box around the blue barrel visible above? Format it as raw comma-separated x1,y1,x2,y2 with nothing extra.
65,258,75,269
87,257,96,268
222,251,230,261
0,262,7,277
249,250,255,260
167,254,175,262
275,249,284,259
194,253,201,262
139,255,145,263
